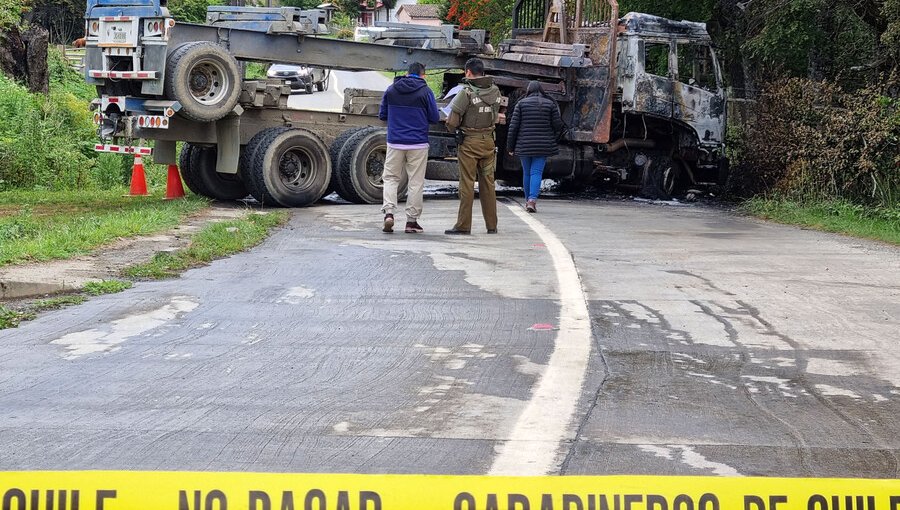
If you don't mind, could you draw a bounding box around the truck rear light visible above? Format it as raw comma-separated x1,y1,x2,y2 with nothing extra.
144,18,164,37
135,115,170,129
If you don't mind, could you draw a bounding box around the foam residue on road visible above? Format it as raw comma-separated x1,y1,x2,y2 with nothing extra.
50,296,199,359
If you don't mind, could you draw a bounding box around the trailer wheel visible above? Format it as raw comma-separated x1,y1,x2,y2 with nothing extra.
249,128,331,207
241,127,292,206
337,128,406,204
165,42,242,123
189,145,249,201
328,126,376,199
178,143,205,196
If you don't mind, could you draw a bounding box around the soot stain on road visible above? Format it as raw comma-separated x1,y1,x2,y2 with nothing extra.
560,297,900,477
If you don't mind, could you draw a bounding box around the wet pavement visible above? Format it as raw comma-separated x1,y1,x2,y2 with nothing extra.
0,194,897,476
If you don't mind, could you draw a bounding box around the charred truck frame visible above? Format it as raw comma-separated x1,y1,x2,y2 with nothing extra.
84,0,727,206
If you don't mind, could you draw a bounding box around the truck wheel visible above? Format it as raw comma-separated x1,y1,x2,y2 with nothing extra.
338,128,407,204
641,156,679,200
329,126,376,199
165,42,242,123
242,127,292,206
248,128,331,207
190,145,249,201
178,143,205,196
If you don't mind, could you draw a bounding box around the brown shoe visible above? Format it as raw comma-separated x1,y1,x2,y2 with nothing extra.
487,228,498,234
383,213,394,233
526,200,536,213
405,221,424,233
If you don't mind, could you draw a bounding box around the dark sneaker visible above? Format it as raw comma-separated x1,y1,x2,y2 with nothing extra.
487,229,498,234
405,221,424,233
444,228,471,235
526,200,536,213
383,213,394,233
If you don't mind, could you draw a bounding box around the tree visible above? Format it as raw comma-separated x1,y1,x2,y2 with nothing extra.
335,0,361,21
281,0,323,9
168,0,225,23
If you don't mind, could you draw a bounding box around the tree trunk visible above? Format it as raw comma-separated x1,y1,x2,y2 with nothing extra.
0,25,49,94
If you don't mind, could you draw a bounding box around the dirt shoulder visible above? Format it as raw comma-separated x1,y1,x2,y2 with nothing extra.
0,203,263,300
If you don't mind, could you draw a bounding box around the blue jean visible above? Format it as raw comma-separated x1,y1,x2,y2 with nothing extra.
520,156,547,201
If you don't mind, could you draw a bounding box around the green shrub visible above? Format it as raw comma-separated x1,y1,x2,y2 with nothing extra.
336,28,354,40
0,75,98,190
734,78,900,209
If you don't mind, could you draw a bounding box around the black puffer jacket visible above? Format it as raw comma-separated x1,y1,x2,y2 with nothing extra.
506,94,563,156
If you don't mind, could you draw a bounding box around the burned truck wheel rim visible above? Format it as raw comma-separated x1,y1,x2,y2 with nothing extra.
279,146,317,191
189,59,230,105
662,165,677,197
363,145,387,189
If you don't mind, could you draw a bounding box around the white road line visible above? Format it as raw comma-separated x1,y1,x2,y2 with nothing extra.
489,203,593,475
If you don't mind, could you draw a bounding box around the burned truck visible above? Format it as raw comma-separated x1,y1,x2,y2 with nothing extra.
470,0,728,197
84,0,726,205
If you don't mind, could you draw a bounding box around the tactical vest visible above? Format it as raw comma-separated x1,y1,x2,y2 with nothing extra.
460,84,501,131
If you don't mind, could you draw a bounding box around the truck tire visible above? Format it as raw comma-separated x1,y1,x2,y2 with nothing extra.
241,127,292,206
641,155,679,200
329,126,376,199
248,128,331,207
165,42,242,123
337,128,406,205
178,143,204,196
189,145,249,201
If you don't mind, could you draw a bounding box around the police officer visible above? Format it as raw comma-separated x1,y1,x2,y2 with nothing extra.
444,58,502,235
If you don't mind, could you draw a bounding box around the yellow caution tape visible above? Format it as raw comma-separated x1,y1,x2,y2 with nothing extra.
1,472,898,510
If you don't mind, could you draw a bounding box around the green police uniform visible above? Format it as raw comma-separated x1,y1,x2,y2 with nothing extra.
446,75,502,233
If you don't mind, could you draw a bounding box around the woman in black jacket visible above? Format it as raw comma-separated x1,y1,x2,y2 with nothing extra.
506,81,563,213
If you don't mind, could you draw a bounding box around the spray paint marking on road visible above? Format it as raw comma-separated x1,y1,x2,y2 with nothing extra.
50,296,199,359
489,204,593,476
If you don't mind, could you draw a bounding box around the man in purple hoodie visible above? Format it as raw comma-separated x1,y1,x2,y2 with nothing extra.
378,62,440,234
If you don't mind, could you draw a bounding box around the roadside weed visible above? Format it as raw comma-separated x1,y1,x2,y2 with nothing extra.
83,280,133,296
0,306,35,329
0,189,208,267
124,211,289,279
744,198,900,245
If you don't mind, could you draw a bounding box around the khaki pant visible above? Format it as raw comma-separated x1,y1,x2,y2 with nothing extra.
382,146,428,220
453,134,498,232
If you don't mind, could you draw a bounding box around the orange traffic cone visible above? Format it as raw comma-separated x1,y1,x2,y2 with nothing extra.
163,164,186,200
128,154,149,196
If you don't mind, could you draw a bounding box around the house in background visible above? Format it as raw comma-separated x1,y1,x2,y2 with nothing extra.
395,4,441,25
357,0,383,25
316,2,337,23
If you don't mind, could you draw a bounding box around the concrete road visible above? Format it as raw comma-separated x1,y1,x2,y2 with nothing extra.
1,197,898,476
287,71,393,112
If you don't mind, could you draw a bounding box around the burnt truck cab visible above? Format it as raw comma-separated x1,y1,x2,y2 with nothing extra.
614,13,727,194
489,0,728,197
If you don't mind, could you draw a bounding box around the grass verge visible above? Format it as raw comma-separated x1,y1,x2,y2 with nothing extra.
0,189,208,267
83,279,133,295
0,280,134,330
124,211,289,279
744,198,900,245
